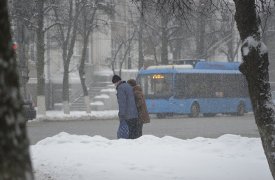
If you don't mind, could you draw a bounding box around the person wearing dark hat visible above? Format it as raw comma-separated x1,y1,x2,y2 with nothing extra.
112,74,121,85
112,75,138,139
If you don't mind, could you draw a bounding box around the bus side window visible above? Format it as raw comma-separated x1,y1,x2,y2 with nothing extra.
174,75,183,98
162,80,170,93
155,82,162,94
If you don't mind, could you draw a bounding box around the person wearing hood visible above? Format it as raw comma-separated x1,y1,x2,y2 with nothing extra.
112,75,139,139
127,79,150,138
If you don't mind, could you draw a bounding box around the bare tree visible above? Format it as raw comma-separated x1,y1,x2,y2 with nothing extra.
11,0,58,115
111,29,136,76
33,0,60,115
0,0,34,179
141,8,178,65
77,0,111,113
233,0,275,177
195,0,207,59
134,0,159,67
110,1,137,74
9,0,34,100
200,1,240,62
35,0,48,115
193,0,241,61
78,0,98,113
219,5,240,62
135,0,195,65
118,30,136,76
138,0,145,69
52,0,83,114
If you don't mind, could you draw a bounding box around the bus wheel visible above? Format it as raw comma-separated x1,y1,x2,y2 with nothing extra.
237,103,245,116
156,113,166,119
189,103,200,117
203,113,216,117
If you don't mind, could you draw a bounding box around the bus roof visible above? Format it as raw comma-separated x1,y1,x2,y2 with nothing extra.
195,61,240,70
147,64,193,70
139,62,242,75
138,68,241,75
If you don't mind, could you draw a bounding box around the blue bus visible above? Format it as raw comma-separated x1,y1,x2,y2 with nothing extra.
137,62,252,118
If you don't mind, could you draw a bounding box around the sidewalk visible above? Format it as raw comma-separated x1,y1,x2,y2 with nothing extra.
32,110,119,122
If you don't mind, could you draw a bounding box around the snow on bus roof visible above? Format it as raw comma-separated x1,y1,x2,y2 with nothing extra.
138,67,241,75
195,61,240,70
147,64,193,70
176,69,241,74
139,62,242,75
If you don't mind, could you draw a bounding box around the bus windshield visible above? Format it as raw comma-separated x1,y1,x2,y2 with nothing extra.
138,74,173,99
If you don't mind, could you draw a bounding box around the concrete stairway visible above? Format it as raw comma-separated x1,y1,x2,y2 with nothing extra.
70,81,117,111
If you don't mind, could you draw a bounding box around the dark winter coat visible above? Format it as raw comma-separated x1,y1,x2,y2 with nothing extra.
132,85,150,124
116,81,138,121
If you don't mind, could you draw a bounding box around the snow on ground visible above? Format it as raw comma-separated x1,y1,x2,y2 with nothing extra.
30,111,272,179
100,88,116,93
90,101,104,106
33,110,118,121
94,94,110,99
31,133,272,180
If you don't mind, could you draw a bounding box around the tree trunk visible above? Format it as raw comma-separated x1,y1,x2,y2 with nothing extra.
161,14,169,65
79,0,97,99
234,0,275,178
138,0,144,69
79,36,89,97
12,0,30,100
152,45,158,65
80,31,90,114
62,62,70,114
0,1,34,179
196,2,206,59
227,34,234,62
173,39,182,60
36,0,46,115
16,21,28,99
227,20,235,62
61,42,69,114
59,0,80,114
111,42,123,75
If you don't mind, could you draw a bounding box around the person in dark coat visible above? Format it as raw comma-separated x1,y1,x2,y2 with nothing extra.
112,75,139,139
127,79,150,138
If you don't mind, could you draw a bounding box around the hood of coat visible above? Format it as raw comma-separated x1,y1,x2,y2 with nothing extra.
133,85,142,92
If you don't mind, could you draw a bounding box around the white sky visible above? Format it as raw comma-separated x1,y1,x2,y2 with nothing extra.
30,111,272,180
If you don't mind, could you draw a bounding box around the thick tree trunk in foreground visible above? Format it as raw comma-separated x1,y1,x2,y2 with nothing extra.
0,1,34,179
234,0,275,178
